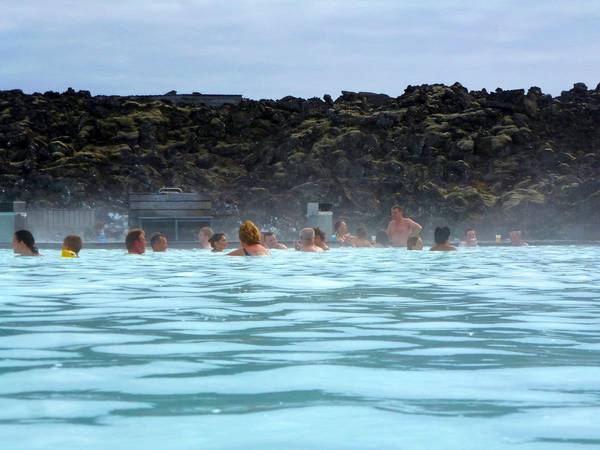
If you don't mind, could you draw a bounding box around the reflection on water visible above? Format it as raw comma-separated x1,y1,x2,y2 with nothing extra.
1,247,600,449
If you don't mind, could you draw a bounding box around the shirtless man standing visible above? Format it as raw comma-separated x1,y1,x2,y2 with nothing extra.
386,206,422,247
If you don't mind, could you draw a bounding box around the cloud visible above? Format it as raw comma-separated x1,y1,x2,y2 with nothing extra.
0,0,598,98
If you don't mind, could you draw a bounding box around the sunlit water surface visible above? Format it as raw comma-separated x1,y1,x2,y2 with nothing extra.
1,246,599,449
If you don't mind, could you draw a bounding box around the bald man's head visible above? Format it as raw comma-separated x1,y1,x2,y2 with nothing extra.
300,227,315,243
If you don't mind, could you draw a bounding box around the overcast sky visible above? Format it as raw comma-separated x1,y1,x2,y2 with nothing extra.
0,0,598,99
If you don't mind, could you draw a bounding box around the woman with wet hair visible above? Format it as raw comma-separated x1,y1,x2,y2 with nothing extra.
228,221,270,256
209,233,229,253
12,230,40,256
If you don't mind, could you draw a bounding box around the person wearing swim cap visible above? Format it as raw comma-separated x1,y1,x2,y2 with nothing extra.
61,235,82,258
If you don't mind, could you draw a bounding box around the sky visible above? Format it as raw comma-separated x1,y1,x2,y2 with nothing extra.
0,0,599,99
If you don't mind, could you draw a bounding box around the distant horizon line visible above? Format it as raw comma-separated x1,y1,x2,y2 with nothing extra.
1,80,599,101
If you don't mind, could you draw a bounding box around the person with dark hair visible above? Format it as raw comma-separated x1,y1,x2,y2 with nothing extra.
12,230,40,256
430,227,457,251
198,227,213,250
313,227,329,251
61,235,82,258
228,221,270,256
125,229,146,254
150,233,168,252
209,233,228,252
353,227,373,247
461,228,478,247
262,231,287,250
386,205,422,247
334,220,354,246
374,230,390,248
407,235,424,250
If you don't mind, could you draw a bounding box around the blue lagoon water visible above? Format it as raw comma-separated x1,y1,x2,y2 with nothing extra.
0,246,599,449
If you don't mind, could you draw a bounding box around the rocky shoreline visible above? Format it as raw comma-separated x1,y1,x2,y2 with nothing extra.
1,83,599,239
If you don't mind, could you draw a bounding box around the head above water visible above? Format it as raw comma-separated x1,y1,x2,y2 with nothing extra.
407,235,424,250
391,205,404,220
150,233,168,252
313,227,326,242
198,227,213,242
125,229,146,254
209,232,228,252
434,227,451,245
13,229,38,256
239,221,261,246
62,235,82,255
300,227,315,244
334,220,348,235
262,231,279,248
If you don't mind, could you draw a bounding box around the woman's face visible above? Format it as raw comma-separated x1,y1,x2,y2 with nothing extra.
12,235,21,254
215,235,228,251
338,222,348,235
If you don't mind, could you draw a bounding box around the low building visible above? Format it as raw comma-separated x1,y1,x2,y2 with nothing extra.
128,188,213,242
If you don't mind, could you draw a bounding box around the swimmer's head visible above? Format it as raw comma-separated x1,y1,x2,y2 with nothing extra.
150,233,168,252
407,235,424,250
62,235,82,256
239,221,261,245
198,227,213,243
391,205,403,220
434,227,451,245
13,229,38,256
125,229,146,254
209,233,228,252
465,228,476,239
313,227,326,243
300,227,315,244
334,220,348,235
261,231,278,248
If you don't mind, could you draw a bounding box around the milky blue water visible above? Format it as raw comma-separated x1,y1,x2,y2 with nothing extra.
0,246,599,449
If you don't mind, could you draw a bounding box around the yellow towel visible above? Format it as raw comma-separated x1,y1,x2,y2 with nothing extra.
61,249,78,258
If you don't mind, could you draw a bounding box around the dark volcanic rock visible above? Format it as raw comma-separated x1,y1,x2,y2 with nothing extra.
1,83,600,239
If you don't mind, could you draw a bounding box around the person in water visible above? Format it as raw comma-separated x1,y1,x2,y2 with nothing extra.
150,233,168,252
298,228,324,252
407,235,424,250
12,230,40,256
461,228,478,247
334,220,354,246
386,206,422,247
353,227,373,248
374,230,390,248
209,233,228,252
430,227,457,251
228,221,270,256
313,227,330,251
61,235,82,258
198,227,213,250
125,229,146,254
262,231,288,250
510,230,528,246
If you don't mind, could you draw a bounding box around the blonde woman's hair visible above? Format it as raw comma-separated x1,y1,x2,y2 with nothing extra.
239,220,261,245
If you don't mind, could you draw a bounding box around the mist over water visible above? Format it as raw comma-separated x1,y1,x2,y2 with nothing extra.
1,247,599,449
